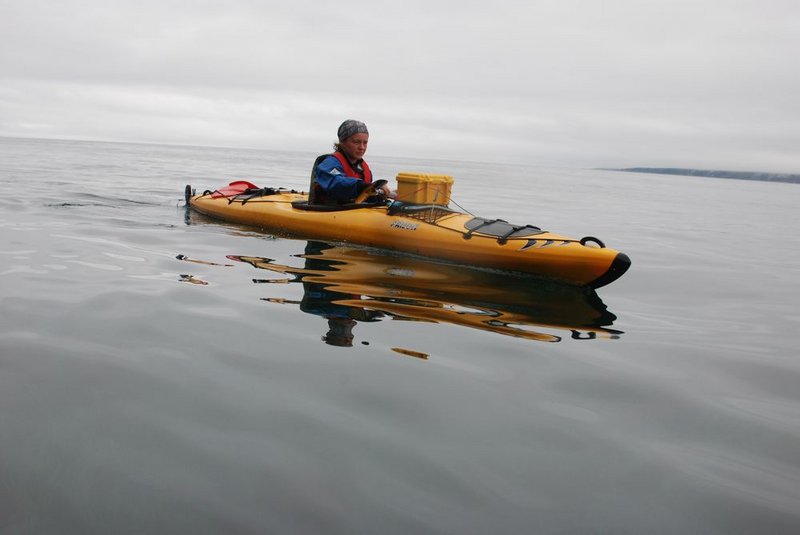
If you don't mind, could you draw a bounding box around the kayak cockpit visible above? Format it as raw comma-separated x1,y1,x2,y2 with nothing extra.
291,200,387,212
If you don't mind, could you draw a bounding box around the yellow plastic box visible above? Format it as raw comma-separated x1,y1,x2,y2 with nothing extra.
395,172,454,206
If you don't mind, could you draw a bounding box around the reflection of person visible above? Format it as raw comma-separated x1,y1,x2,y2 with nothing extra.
229,243,383,347
322,318,357,347
298,242,383,346
309,120,391,204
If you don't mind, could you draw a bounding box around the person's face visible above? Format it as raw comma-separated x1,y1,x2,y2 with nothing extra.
340,133,368,161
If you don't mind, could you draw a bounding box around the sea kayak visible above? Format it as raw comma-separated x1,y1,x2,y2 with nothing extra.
185,179,631,288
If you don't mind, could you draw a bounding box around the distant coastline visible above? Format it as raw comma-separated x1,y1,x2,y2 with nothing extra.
610,167,800,185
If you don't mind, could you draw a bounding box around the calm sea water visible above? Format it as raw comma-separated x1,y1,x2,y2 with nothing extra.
1,136,799,534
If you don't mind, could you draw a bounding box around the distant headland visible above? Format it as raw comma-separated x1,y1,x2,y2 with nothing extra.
609,167,800,185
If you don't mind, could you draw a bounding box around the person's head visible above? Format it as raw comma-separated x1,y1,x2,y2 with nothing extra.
322,318,356,347
334,120,369,161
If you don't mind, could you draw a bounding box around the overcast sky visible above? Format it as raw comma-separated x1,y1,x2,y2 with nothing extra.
1,0,798,171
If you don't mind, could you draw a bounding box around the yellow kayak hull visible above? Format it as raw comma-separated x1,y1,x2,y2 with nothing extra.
187,185,630,288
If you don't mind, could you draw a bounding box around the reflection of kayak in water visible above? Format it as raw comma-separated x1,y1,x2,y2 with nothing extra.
186,179,630,288
228,241,623,343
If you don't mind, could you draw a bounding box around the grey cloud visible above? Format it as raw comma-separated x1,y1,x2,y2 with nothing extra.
1,0,798,171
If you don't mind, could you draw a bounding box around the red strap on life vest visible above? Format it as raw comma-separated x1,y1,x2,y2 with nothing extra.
331,152,372,184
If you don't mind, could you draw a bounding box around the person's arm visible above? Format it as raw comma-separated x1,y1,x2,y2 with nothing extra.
315,156,368,202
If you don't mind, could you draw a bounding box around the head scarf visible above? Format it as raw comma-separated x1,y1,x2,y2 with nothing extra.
337,120,369,141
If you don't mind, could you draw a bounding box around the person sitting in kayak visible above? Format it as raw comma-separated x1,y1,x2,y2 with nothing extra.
309,119,392,204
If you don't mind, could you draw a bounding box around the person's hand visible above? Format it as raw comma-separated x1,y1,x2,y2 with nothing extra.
354,179,389,203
